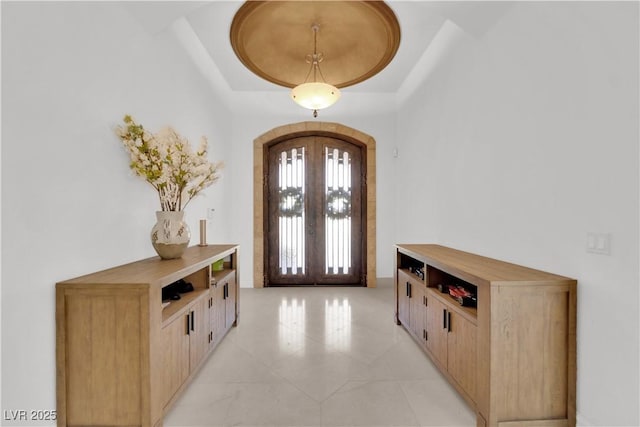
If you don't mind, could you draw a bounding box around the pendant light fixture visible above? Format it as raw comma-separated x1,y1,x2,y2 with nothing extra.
290,24,341,118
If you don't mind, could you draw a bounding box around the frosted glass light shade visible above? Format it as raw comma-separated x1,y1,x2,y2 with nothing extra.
290,82,341,110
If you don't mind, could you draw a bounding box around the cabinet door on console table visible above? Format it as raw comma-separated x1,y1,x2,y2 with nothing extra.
396,269,413,329
190,296,210,371
224,271,237,330
409,281,427,347
397,269,428,347
211,281,226,345
446,308,477,402
210,269,237,345
162,312,190,406
425,294,448,367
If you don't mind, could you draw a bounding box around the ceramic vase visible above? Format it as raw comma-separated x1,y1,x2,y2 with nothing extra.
151,210,190,259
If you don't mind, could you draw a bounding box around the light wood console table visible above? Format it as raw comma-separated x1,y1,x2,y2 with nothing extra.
56,245,239,427
395,244,577,427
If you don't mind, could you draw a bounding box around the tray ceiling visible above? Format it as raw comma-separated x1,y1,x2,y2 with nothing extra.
120,1,512,114
230,1,401,89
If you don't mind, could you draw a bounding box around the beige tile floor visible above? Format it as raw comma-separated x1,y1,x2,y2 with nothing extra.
164,283,476,427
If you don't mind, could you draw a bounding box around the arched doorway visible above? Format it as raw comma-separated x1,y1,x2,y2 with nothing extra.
253,122,376,288
266,135,365,286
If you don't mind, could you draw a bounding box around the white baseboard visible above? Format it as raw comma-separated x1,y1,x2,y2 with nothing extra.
577,412,594,426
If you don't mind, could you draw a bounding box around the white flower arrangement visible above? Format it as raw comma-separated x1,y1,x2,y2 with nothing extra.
116,115,222,211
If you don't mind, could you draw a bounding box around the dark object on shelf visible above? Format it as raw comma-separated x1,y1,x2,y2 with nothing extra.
176,279,194,293
437,283,449,293
455,295,477,307
162,279,193,301
162,285,179,301
409,265,424,280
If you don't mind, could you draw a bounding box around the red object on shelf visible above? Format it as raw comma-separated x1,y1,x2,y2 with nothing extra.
449,285,472,298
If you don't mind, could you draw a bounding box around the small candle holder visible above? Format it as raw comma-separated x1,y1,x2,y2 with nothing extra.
198,219,208,246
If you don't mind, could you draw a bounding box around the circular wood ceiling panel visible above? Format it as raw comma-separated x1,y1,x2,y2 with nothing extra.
230,1,401,89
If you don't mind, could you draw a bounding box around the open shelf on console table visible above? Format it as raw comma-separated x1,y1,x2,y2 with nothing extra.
394,244,577,427
56,244,239,427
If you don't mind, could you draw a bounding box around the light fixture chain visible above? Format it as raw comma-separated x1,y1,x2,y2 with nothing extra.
313,23,318,56
313,24,319,82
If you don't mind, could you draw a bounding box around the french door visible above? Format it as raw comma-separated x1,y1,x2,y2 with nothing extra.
265,136,365,286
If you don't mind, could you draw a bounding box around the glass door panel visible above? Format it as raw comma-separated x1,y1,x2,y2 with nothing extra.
325,147,352,275
277,147,305,276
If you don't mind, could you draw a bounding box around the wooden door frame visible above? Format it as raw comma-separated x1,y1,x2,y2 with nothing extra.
254,122,376,288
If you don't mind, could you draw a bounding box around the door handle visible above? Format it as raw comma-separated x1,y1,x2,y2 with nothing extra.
443,309,447,329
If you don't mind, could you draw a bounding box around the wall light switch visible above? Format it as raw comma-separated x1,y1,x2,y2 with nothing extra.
586,232,611,255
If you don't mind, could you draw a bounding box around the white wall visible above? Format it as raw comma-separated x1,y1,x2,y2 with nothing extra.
1,2,232,421
229,112,397,286
396,2,639,425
